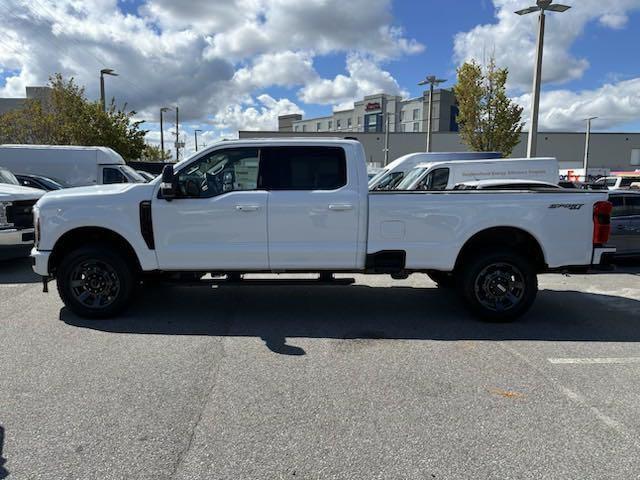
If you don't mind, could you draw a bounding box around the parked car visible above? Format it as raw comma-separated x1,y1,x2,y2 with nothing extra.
368,151,501,190
396,158,559,191
608,190,640,257
0,144,147,187
0,166,45,260
453,179,562,191
136,170,157,182
15,174,67,191
32,138,614,322
594,175,640,190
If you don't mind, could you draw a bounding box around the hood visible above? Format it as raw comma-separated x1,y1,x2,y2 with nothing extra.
0,183,45,201
36,182,155,208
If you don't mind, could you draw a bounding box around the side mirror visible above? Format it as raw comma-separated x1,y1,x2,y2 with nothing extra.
161,165,176,200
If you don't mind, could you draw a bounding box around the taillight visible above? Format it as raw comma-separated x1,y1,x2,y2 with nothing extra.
593,201,612,245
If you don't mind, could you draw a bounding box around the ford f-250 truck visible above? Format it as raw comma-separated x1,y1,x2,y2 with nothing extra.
31,139,615,321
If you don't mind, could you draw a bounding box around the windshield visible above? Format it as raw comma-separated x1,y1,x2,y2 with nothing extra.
371,171,404,190
121,165,147,183
0,167,19,185
397,167,427,190
368,169,389,188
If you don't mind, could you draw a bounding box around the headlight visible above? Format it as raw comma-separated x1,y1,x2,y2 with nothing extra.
0,201,12,229
33,205,40,248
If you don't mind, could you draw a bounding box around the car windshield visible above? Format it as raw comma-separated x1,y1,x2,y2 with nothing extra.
368,169,388,188
0,167,19,185
121,165,147,183
397,167,428,189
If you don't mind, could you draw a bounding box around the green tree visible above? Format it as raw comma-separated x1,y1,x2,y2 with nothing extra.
453,59,523,157
140,143,173,162
0,73,150,160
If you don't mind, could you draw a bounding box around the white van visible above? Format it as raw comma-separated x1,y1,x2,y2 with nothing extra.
396,157,559,191
0,145,147,187
368,151,501,190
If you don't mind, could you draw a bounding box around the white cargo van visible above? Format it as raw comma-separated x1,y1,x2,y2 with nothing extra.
0,145,146,187
368,151,501,190
396,158,559,191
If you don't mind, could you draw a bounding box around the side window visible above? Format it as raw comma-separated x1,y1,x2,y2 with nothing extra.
627,196,640,216
621,177,640,187
103,167,127,184
417,168,450,190
260,147,347,191
176,148,259,198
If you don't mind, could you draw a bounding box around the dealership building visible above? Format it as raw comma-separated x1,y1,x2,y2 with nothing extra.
243,91,640,173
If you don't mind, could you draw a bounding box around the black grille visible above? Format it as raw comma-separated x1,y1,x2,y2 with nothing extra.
6,200,37,229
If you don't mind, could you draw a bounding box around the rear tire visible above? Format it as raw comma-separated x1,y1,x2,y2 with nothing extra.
57,245,135,319
459,250,537,322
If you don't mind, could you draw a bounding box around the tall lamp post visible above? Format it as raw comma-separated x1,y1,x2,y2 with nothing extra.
515,0,570,158
417,75,446,152
194,129,203,152
99,69,118,112
160,107,171,160
175,106,180,161
583,116,597,183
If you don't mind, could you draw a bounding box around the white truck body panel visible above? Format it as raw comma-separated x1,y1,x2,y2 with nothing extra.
32,139,609,278
397,158,559,190
0,144,137,187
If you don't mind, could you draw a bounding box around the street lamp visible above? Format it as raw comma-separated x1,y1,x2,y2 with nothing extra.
583,117,597,183
194,129,203,152
160,107,172,159
515,0,571,158
175,106,180,161
99,68,118,112
418,75,446,152
383,112,395,166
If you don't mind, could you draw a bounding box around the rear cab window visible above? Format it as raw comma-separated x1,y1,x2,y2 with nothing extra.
260,146,347,190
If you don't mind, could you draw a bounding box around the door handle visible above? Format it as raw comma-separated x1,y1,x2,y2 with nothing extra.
328,204,354,211
235,205,261,212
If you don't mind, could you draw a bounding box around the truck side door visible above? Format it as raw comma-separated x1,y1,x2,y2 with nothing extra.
261,146,360,269
152,147,268,270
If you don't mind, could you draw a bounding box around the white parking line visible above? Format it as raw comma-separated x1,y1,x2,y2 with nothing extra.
548,357,640,365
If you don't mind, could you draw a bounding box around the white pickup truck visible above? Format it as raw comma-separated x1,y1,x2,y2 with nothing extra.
32,139,615,321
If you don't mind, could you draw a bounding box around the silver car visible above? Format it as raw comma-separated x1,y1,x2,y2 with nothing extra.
609,190,640,257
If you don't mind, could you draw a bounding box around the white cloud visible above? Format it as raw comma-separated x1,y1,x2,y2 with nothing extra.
299,54,407,108
212,94,303,133
453,0,640,91
515,78,640,131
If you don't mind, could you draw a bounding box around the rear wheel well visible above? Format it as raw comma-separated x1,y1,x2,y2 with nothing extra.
454,227,546,273
49,227,141,275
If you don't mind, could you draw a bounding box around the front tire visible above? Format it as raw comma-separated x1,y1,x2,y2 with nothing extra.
459,250,537,322
57,245,135,319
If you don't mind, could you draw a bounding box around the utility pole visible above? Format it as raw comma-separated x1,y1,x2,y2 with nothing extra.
160,107,170,159
418,75,446,152
99,69,118,112
383,113,394,165
515,1,571,157
583,117,597,183
175,106,179,161
194,129,203,152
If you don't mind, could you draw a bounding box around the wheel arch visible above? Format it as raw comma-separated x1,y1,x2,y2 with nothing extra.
48,226,142,275
454,226,547,273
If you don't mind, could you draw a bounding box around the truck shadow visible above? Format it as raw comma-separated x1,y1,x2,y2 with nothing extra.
0,257,40,284
60,281,640,355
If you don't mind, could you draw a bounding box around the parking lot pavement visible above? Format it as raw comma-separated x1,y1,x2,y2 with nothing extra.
0,259,639,479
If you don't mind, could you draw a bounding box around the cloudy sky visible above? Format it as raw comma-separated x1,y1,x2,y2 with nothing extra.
0,0,639,157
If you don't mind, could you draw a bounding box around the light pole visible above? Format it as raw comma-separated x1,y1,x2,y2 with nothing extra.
194,129,203,152
383,113,395,165
516,0,570,158
583,117,597,183
175,106,180,161
418,75,446,152
99,68,118,112
160,107,171,160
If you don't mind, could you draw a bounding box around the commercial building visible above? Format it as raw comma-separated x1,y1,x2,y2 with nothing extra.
279,91,459,134
0,86,53,115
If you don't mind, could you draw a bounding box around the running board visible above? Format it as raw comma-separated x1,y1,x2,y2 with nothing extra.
161,276,356,287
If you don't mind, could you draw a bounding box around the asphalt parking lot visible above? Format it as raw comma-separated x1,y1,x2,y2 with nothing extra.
1,258,639,479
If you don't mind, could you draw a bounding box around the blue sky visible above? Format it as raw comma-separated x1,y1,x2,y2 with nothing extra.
1,0,639,156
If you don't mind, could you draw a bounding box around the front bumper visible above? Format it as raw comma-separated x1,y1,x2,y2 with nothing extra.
31,248,51,276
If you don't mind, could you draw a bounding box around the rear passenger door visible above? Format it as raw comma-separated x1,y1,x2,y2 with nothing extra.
261,146,360,269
